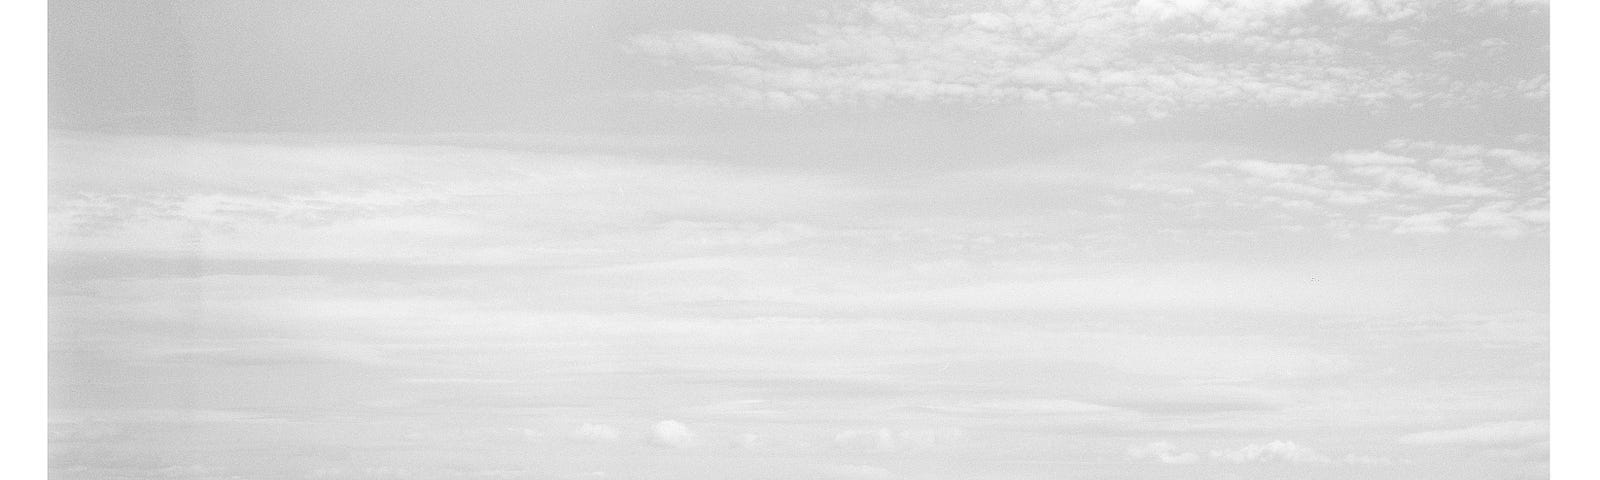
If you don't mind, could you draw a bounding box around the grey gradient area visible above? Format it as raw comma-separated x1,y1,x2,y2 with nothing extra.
49,1,1548,479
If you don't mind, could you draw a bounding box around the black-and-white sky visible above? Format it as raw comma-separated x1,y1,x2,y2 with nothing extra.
49,1,1549,479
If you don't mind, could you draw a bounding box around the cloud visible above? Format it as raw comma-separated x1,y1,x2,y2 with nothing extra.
833,427,965,453
1341,453,1396,465
570,423,620,443
731,433,770,451
1194,139,1546,238
1126,441,1201,464
140,339,387,367
1126,182,1196,195
1209,440,1332,464
49,423,131,443
629,0,1546,117
649,420,698,449
1203,159,1332,182
1398,420,1548,446
820,464,894,480
1333,151,1418,166
1129,440,1371,465
834,428,898,452
1345,165,1501,197
308,467,415,479
923,399,1117,416
1385,211,1456,234
1460,201,1548,238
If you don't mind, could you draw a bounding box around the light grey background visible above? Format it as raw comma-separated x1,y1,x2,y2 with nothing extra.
50,1,1548,479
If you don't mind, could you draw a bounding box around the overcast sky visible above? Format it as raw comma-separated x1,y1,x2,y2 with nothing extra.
49,1,1548,479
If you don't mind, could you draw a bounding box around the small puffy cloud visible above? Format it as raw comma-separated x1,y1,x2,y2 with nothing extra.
1398,420,1548,446
1126,441,1201,464
570,423,620,443
1210,440,1331,464
649,420,698,449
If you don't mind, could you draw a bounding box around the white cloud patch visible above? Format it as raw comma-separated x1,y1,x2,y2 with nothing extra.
833,427,966,453
570,423,621,443
820,464,894,480
649,420,698,449
1126,441,1201,464
1196,139,1546,238
1385,211,1456,234
1204,159,1333,182
732,433,770,451
1341,453,1397,465
1399,420,1548,446
1129,440,1385,465
834,428,898,453
1210,440,1332,464
1333,150,1418,166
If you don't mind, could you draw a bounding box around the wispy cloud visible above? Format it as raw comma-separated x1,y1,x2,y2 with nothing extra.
1399,420,1548,446
1127,441,1201,464
1210,440,1332,464
1196,139,1546,237
571,423,621,444
630,0,1546,118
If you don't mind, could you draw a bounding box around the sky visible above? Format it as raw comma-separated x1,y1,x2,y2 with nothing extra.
48,1,1549,479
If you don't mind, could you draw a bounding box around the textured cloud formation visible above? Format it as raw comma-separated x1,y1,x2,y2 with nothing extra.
1341,454,1397,465
1210,440,1332,463
833,428,898,452
1398,420,1548,446
833,427,966,453
820,464,894,480
631,0,1546,117
1128,440,1389,465
570,423,621,443
1197,139,1547,237
1127,441,1201,464
649,420,698,449
48,131,1547,479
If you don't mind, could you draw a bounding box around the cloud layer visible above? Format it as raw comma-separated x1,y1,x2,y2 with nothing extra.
632,0,1547,118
